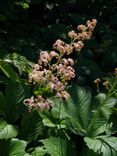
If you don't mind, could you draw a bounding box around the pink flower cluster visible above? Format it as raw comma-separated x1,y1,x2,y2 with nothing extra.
24,96,50,112
24,19,97,112
25,50,75,111
68,19,97,52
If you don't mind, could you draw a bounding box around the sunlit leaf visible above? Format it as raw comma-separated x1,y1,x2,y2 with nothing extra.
84,136,117,156
0,119,18,139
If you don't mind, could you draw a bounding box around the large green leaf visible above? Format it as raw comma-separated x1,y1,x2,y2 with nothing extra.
0,80,30,122
84,136,117,156
41,136,76,156
0,138,27,156
3,52,33,75
5,80,28,104
31,147,47,156
63,86,92,135
0,61,19,80
61,86,116,137
0,119,18,139
19,111,44,142
87,94,117,136
41,137,66,156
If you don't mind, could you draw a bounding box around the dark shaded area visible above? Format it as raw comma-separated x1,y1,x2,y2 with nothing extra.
0,0,117,65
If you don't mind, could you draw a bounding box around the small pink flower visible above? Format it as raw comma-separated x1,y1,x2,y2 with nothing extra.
68,30,77,39
50,51,59,58
72,41,84,52
53,39,65,48
77,25,87,31
65,44,73,55
68,58,74,66
39,51,50,64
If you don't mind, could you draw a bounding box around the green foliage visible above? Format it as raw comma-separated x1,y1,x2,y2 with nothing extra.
0,0,117,155
41,137,67,156
41,136,76,156
0,61,19,80
19,111,44,142
0,139,27,156
60,86,116,137
3,52,33,75
84,136,117,156
0,80,30,122
87,94,116,136
63,86,92,135
0,119,18,139
31,147,47,156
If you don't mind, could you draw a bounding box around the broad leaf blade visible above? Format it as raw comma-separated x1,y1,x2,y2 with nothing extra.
31,147,47,156
41,136,76,156
3,80,30,122
0,61,19,80
84,136,117,156
87,94,117,136
0,119,18,139
63,86,91,135
0,139,27,156
20,111,44,142
3,52,32,75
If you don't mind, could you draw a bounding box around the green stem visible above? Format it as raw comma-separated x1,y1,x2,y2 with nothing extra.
58,100,63,156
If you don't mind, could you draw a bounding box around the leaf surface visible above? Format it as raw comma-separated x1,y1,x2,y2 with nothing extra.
84,136,117,156
0,119,18,139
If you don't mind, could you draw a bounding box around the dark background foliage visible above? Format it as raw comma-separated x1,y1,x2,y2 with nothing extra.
0,1,117,58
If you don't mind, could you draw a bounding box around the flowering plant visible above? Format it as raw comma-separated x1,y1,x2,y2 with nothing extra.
24,19,97,112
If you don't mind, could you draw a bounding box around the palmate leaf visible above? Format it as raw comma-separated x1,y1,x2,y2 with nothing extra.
3,52,33,75
0,119,18,139
63,86,92,135
87,94,117,136
63,85,116,136
84,136,117,156
19,111,44,142
0,138,27,156
41,136,76,156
